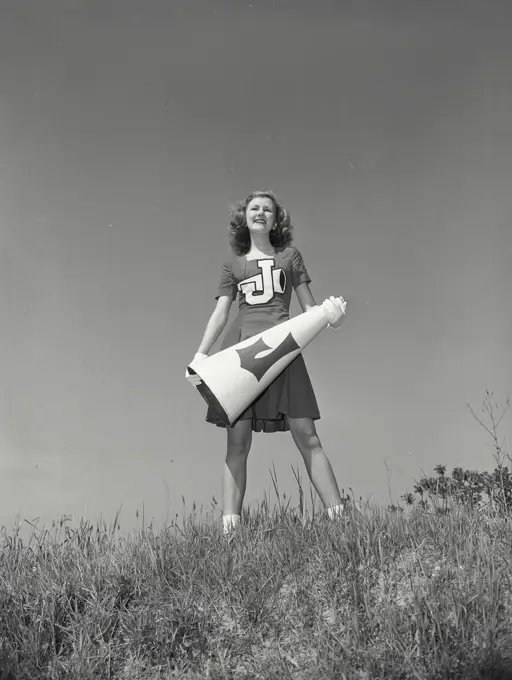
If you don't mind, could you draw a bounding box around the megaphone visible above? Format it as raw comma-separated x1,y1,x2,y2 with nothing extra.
187,298,345,426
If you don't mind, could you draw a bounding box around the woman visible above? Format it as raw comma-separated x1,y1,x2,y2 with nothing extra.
186,190,346,534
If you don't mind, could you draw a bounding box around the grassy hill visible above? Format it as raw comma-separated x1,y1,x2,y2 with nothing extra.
1,484,511,680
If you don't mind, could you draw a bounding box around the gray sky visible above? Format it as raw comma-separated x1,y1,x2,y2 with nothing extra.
1,0,511,538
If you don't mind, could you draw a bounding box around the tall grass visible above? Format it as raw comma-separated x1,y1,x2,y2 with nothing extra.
1,466,511,680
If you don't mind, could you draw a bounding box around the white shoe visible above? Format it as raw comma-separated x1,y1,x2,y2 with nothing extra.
222,514,241,535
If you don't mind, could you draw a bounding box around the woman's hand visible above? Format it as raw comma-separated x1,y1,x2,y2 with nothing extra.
322,296,347,329
185,352,208,386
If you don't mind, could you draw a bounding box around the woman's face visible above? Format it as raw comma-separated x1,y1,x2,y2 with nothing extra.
245,196,276,234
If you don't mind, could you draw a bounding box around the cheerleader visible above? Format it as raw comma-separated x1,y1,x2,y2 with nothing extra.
186,191,346,534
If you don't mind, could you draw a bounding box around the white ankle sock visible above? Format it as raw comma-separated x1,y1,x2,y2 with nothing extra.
222,514,241,534
327,504,345,520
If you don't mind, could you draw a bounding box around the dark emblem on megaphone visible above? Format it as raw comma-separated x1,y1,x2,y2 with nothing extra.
236,333,300,382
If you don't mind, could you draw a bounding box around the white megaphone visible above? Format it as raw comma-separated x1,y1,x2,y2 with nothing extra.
187,297,346,426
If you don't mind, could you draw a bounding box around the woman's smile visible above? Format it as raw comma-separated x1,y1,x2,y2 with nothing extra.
246,196,276,232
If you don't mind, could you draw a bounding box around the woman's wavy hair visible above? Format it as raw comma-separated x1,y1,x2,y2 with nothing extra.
228,190,294,256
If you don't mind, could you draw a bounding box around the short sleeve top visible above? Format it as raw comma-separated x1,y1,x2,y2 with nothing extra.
215,246,310,327
214,246,312,343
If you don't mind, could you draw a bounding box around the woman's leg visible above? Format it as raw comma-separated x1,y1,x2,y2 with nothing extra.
288,417,344,512
222,418,253,517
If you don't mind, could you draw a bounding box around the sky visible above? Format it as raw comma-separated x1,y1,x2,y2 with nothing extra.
1,0,511,540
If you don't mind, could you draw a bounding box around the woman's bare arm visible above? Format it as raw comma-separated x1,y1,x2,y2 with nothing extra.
295,282,317,313
196,295,233,355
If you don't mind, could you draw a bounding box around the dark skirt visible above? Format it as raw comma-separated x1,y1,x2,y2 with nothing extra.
206,314,321,433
